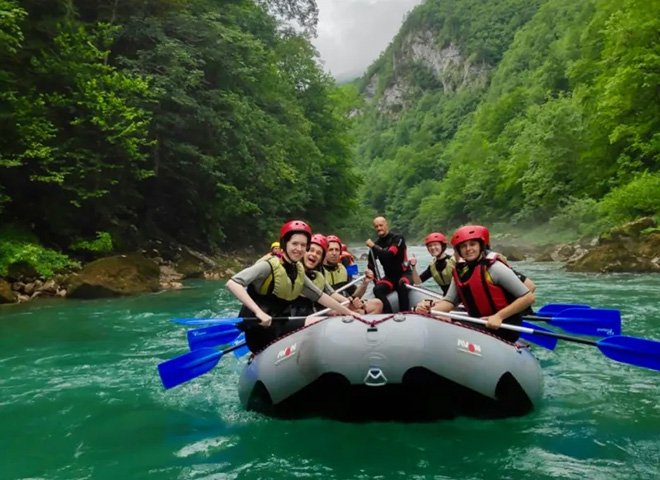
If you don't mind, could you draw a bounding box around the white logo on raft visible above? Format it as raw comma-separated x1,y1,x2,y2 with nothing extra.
275,343,297,365
457,338,482,356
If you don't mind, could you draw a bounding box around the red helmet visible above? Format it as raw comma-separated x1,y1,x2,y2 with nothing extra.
477,225,490,247
425,232,447,246
310,234,328,253
326,235,342,248
451,225,489,248
341,244,348,252
279,220,312,247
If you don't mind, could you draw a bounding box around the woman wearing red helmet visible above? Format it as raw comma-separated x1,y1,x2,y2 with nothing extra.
418,225,535,343
226,221,359,352
286,234,383,316
410,232,456,295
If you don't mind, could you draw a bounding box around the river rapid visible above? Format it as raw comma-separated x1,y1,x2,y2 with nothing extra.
1,247,659,479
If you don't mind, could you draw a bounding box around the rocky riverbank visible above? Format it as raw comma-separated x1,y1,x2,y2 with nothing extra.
2,218,658,305
492,217,660,273
0,243,254,305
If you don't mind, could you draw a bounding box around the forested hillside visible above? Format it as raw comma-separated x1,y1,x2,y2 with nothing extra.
352,0,660,241
0,0,359,274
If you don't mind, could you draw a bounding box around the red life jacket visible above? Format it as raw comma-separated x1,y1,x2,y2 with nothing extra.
452,252,513,317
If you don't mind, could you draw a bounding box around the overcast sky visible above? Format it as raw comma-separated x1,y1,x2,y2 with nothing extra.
312,0,424,80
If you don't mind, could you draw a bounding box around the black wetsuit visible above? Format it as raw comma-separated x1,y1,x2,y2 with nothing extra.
368,232,413,312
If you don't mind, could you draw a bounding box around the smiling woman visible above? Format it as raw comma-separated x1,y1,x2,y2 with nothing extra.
225,220,358,352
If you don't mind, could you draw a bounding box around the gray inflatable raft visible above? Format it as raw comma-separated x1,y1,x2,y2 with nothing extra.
238,312,543,421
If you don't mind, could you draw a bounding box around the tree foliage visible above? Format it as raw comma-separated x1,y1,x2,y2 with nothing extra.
0,0,360,255
352,0,660,238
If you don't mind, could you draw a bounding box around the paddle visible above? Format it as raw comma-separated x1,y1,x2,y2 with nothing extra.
537,304,591,316
186,299,350,350
406,284,620,337
431,310,660,372
187,324,243,350
369,248,381,281
158,343,246,389
171,274,365,326
231,332,250,358
524,308,621,336
405,284,556,349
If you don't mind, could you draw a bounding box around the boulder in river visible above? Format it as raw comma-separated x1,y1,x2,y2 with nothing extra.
67,254,160,299
567,218,660,273
0,279,16,304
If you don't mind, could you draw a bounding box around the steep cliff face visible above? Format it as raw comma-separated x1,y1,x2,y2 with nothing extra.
351,0,547,233
366,29,489,112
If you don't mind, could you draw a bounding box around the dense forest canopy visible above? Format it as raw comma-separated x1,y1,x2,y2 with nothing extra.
351,0,660,241
0,0,359,263
2,0,660,277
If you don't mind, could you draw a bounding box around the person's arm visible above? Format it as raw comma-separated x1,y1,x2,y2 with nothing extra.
416,266,432,285
416,280,458,313
372,237,404,261
317,292,359,316
351,275,371,299
225,261,279,326
523,278,536,293
483,263,535,329
410,254,421,284
226,279,272,326
302,276,356,316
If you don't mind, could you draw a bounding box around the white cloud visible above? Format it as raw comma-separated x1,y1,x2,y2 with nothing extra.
312,0,424,80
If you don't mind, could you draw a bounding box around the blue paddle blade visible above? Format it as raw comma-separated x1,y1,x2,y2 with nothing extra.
232,333,250,358
596,336,660,371
187,325,242,350
537,304,591,317
552,308,621,336
158,348,223,389
520,321,559,350
172,317,243,326
346,264,359,276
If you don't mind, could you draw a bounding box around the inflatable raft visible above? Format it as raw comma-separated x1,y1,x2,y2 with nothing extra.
238,311,543,421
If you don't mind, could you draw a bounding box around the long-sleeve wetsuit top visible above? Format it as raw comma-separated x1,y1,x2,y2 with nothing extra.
368,232,408,280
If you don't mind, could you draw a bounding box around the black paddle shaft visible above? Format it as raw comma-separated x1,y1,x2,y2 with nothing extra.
528,328,598,346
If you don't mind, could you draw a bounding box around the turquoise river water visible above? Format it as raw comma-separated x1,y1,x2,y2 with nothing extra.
1,249,660,479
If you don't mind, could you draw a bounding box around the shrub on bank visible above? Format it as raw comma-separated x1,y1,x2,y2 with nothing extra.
0,227,78,278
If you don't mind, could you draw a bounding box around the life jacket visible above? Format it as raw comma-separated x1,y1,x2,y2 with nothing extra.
452,252,514,318
284,269,325,317
340,251,355,265
324,263,349,290
430,256,455,287
308,269,327,291
240,256,305,318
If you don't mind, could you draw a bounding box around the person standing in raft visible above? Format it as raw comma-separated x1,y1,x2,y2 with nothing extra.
226,221,359,353
365,216,413,313
417,225,535,343
410,232,456,295
286,234,383,316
